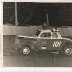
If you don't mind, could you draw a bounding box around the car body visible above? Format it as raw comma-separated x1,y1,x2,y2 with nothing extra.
15,28,72,55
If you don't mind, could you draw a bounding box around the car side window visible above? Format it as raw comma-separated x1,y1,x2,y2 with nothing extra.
40,32,51,38
52,32,58,38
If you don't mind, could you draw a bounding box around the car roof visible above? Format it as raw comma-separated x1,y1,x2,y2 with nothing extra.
38,28,51,32
38,28,60,33
41,30,51,33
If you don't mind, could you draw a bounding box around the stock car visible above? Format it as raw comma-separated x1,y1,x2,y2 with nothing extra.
15,28,72,56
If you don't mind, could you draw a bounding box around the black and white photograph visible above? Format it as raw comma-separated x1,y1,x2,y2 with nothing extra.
3,2,72,67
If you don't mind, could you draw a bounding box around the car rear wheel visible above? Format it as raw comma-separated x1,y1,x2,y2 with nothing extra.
63,47,72,56
22,46,30,55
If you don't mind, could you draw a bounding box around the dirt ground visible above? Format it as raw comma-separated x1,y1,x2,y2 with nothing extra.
3,35,72,67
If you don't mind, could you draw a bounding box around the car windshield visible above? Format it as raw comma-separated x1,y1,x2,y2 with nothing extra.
35,30,41,36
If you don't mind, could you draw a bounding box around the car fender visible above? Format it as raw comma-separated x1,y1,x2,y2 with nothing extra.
62,42,72,51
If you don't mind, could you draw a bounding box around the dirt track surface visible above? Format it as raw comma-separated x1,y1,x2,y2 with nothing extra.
3,35,72,67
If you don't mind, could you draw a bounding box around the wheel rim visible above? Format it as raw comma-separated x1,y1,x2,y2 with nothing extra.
23,47,30,54
65,48,72,55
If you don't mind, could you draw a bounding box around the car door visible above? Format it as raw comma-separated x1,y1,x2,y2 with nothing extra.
35,38,47,50
35,32,51,50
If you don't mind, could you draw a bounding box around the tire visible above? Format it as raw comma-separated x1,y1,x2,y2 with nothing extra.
63,46,72,56
22,46,31,55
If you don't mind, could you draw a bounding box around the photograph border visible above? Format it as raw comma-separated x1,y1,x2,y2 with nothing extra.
1,0,72,72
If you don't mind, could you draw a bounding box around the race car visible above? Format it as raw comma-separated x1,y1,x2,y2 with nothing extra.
15,28,72,56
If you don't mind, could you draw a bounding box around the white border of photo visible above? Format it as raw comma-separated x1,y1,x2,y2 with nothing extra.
0,0,72,72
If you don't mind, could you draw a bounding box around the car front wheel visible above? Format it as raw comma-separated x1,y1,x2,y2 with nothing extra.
22,46,30,55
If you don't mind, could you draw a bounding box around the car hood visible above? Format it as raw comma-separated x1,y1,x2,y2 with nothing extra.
16,35,37,39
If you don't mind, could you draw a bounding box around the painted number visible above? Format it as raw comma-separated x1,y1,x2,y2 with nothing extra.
53,41,62,47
